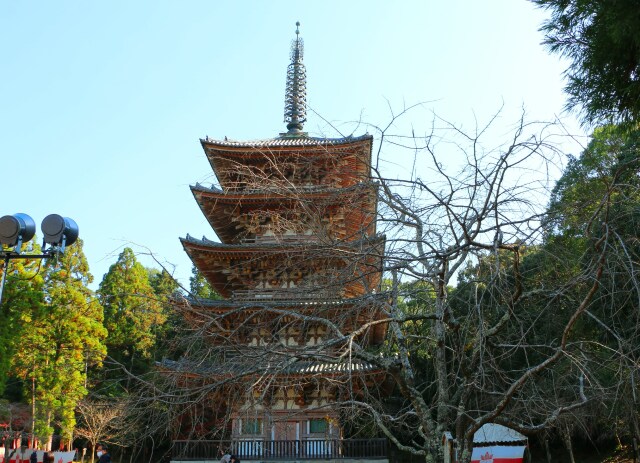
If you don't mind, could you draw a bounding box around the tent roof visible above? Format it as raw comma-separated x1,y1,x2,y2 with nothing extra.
473,423,527,444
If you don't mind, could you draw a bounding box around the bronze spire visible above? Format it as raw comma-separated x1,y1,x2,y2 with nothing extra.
283,21,307,136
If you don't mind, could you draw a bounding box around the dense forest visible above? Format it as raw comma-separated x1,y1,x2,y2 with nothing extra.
0,244,188,460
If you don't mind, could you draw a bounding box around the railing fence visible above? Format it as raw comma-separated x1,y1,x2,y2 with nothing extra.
173,438,387,460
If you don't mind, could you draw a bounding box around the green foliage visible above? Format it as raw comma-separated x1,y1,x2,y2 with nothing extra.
189,264,221,300
393,279,437,358
99,248,167,359
10,239,106,441
0,241,44,396
147,267,180,302
98,248,168,392
533,0,640,125
146,266,184,361
524,123,640,443
547,124,640,236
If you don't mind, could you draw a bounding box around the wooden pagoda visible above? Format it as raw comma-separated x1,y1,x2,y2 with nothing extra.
168,23,387,462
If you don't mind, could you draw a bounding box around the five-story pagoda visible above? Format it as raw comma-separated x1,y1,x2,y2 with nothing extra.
168,23,387,462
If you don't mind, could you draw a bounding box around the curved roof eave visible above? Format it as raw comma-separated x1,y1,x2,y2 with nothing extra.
180,233,386,251
200,133,373,149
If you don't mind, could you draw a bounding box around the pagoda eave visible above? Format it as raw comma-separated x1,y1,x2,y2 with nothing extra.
180,235,384,300
158,357,386,382
180,293,386,309
181,234,385,256
200,133,373,151
174,295,388,345
191,181,376,200
201,135,374,192
190,183,378,244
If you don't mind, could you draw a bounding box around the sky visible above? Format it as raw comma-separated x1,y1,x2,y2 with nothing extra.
0,1,586,289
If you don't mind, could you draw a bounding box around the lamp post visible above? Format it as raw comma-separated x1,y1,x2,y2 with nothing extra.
0,213,79,305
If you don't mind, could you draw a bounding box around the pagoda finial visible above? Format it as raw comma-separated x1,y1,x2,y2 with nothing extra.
283,21,307,137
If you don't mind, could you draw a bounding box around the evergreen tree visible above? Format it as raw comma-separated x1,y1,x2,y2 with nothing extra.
146,266,181,360
188,264,221,300
509,124,640,451
98,248,167,387
147,267,181,303
10,239,106,446
0,241,44,396
532,0,640,125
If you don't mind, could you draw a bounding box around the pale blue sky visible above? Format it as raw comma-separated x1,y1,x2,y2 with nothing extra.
0,1,584,289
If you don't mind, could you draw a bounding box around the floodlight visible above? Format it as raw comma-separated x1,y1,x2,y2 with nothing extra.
41,214,79,249
0,213,36,247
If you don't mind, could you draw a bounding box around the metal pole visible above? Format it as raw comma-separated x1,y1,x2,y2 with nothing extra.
1,253,44,463
0,257,9,307
0,256,9,462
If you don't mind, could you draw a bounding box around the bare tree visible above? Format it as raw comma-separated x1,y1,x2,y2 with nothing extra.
358,110,638,462
124,108,639,463
75,398,127,463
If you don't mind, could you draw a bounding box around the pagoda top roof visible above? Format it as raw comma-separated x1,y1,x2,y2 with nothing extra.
200,133,373,149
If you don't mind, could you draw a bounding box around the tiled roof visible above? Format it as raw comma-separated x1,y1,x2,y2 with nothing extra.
190,182,375,196
201,134,372,148
157,356,379,377
179,293,384,308
181,233,385,250
192,183,223,194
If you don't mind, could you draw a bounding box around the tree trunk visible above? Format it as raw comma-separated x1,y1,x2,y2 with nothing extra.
544,437,552,463
31,375,36,443
128,443,136,463
46,409,53,451
631,369,640,463
563,426,575,463
434,268,450,427
456,436,474,463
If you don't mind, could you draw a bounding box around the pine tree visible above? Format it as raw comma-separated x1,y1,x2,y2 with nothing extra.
146,266,181,360
188,263,221,300
10,239,106,446
147,267,180,303
98,248,167,387
533,0,640,125
0,241,44,396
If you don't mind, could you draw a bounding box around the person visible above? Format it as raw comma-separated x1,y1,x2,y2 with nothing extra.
96,445,111,463
219,452,231,463
230,455,239,463
42,451,49,463
29,450,38,463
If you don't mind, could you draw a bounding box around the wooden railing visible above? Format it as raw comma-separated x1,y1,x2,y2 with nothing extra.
172,438,388,460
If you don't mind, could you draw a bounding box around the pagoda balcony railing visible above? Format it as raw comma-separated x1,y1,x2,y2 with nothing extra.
172,438,388,461
232,289,343,301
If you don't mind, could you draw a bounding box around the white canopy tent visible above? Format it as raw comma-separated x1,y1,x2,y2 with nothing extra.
473,423,527,444
443,424,529,463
